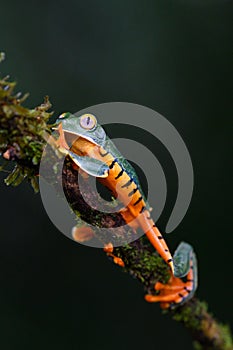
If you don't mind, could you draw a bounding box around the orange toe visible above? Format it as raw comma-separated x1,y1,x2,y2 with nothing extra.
72,226,95,242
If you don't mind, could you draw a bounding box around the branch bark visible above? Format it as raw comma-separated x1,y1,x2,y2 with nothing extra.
0,70,232,350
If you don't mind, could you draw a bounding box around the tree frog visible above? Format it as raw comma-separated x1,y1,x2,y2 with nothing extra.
54,112,198,309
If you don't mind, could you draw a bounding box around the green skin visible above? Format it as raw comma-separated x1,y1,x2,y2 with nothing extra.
55,112,198,301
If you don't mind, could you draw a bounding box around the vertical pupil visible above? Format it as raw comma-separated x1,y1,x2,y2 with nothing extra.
86,116,90,125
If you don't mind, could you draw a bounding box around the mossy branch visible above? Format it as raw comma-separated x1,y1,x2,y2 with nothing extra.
0,66,232,350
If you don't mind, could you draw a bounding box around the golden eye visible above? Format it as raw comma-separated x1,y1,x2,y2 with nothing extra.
79,114,97,130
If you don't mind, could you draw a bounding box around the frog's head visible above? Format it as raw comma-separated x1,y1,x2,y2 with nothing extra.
54,112,106,146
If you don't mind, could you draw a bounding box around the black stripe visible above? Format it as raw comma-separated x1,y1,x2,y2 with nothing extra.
178,293,184,298
186,279,194,282
153,224,156,227
115,168,124,179
158,236,163,240
133,196,143,206
121,178,133,188
165,249,169,252
128,187,138,196
99,149,109,157
184,287,191,293
167,258,173,263
139,206,146,213
109,159,117,169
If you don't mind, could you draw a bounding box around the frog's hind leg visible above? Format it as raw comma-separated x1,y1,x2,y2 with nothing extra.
72,228,124,269
120,207,139,232
145,242,198,309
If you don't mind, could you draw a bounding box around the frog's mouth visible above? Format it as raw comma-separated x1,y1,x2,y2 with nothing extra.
53,124,99,147
65,131,99,146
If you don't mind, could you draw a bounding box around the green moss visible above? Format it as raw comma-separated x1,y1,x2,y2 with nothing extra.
218,324,233,350
0,73,53,191
193,341,203,350
113,237,171,289
173,300,208,330
173,303,201,330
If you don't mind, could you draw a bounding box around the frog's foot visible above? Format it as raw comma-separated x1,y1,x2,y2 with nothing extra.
56,123,70,150
144,251,197,309
72,226,95,242
104,243,125,267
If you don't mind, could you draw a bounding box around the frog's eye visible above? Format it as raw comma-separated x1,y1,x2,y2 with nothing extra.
79,114,97,130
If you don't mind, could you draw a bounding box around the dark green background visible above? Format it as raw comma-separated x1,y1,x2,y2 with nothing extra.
0,1,232,349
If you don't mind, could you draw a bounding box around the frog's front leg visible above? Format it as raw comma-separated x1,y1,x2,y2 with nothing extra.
104,243,125,267
72,225,95,242
68,150,109,178
72,226,125,267
145,242,197,309
55,122,70,150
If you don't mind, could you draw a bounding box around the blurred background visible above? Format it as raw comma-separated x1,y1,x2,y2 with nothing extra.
0,1,232,349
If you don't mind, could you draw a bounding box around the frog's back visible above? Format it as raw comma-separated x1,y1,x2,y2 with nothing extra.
103,137,147,204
